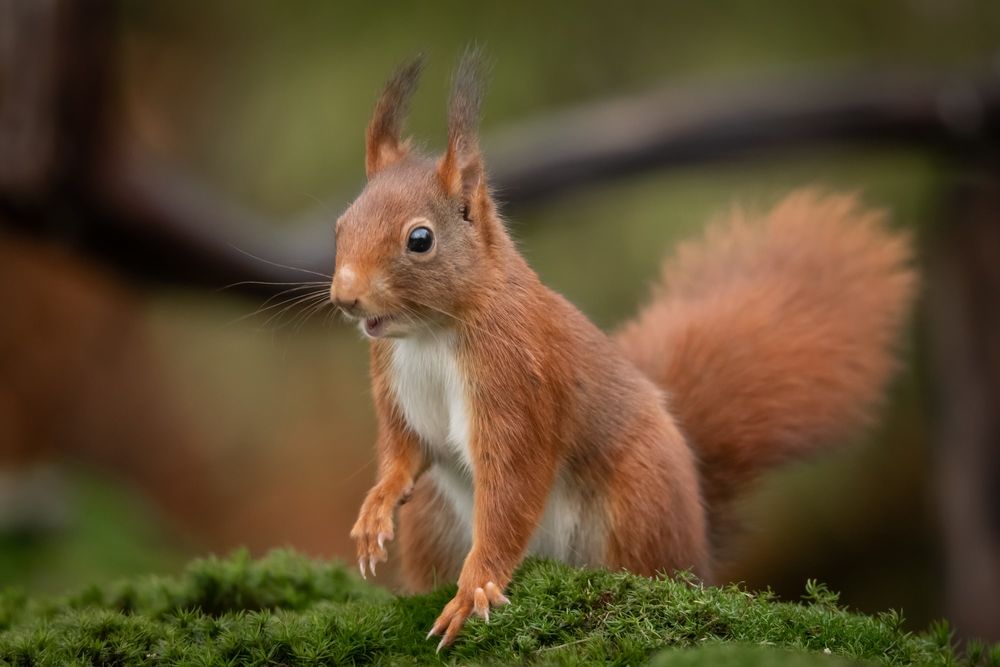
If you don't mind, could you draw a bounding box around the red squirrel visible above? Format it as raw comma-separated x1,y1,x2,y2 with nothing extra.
330,54,917,650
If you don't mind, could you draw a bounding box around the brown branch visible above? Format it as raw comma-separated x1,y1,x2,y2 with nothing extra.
485,68,1000,206
1,0,999,294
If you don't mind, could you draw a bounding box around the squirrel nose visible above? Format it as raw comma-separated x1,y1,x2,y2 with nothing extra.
332,295,358,310
330,265,364,312
333,297,360,314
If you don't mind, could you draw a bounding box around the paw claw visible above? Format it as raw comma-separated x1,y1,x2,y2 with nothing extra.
473,586,490,622
485,581,510,605
352,498,396,578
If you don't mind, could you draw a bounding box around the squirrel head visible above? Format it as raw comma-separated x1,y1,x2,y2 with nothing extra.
331,52,505,340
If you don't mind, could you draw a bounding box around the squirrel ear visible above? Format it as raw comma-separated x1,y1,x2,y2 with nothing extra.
365,56,424,179
439,150,483,204
437,48,487,210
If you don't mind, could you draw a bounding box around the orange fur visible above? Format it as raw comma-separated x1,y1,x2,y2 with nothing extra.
331,55,917,649
365,57,424,179
615,191,918,545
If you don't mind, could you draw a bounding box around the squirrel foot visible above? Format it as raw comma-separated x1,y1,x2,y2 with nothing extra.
350,500,394,579
428,581,509,651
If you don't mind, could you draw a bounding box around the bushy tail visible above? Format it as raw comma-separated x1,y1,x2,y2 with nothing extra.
615,190,917,544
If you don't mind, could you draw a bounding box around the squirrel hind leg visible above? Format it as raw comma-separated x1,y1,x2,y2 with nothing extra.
397,473,469,593
603,414,712,581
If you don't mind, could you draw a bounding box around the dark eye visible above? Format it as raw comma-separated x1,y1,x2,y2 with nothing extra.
407,226,434,253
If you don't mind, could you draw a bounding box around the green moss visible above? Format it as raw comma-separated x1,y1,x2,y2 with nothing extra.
0,550,992,666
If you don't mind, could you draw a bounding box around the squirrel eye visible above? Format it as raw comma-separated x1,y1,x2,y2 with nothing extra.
406,226,434,253
460,204,471,222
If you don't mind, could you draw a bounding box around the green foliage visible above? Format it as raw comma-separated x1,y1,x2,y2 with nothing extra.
0,550,991,666
803,579,842,609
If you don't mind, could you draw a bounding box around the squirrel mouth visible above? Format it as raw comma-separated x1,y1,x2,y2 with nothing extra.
363,314,394,338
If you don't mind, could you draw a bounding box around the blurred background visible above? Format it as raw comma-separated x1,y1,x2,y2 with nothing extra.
1,0,999,643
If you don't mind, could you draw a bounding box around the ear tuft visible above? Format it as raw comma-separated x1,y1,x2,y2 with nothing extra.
438,47,489,205
365,55,425,179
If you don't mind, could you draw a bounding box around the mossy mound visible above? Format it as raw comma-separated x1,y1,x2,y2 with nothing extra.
0,549,993,665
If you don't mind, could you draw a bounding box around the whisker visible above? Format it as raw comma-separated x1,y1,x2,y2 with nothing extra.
399,302,446,347
293,297,334,332
340,456,377,484
285,291,326,330
224,285,329,328
261,291,331,330
322,306,341,330
305,193,343,221
406,297,516,349
216,279,328,293
255,284,326,313
229,245,332,280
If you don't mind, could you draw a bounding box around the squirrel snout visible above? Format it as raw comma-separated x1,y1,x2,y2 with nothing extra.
330,265,367,315
332,296,360,313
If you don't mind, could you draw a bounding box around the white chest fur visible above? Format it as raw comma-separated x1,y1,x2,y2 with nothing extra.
389,334,473,472
387,333,603,567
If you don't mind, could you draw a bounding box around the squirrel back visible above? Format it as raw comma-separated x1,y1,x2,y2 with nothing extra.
615,190,918,545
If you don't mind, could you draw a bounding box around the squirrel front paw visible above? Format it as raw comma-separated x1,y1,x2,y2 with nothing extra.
350,499,394,578
427,581,510,651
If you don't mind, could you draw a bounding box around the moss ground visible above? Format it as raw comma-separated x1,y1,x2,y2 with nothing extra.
0,550,994,666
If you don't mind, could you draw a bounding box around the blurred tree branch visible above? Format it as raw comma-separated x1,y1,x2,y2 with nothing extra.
2,1,999,293
487,69,1000,205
